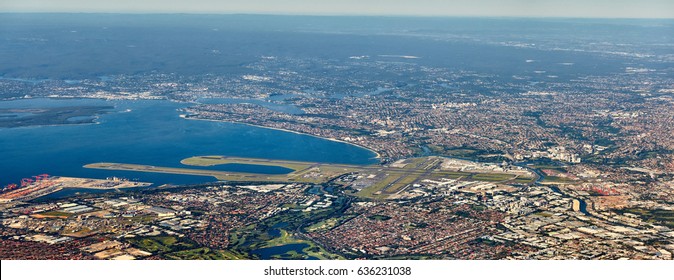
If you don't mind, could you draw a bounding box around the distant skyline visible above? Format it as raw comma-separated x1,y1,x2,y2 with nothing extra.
1,0,673,19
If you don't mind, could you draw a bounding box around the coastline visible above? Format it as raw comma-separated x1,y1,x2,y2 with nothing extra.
179,115,382,160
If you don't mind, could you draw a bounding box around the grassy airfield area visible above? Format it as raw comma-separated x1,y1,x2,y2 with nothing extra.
85,155,534,199
181,156,315,171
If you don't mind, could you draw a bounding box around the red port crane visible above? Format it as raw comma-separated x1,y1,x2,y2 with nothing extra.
21,178,34,187
4,184,18,191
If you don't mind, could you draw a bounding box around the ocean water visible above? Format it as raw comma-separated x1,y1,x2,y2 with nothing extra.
0,98,378,187
0,14,671,81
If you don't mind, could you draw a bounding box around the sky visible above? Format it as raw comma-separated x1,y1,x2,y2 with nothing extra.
1,0,673,18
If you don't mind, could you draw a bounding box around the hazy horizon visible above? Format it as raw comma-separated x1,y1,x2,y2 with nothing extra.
1,12,674,20
1,0,673,19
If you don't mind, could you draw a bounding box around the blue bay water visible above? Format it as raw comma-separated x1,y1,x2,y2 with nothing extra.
0,98,378,188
